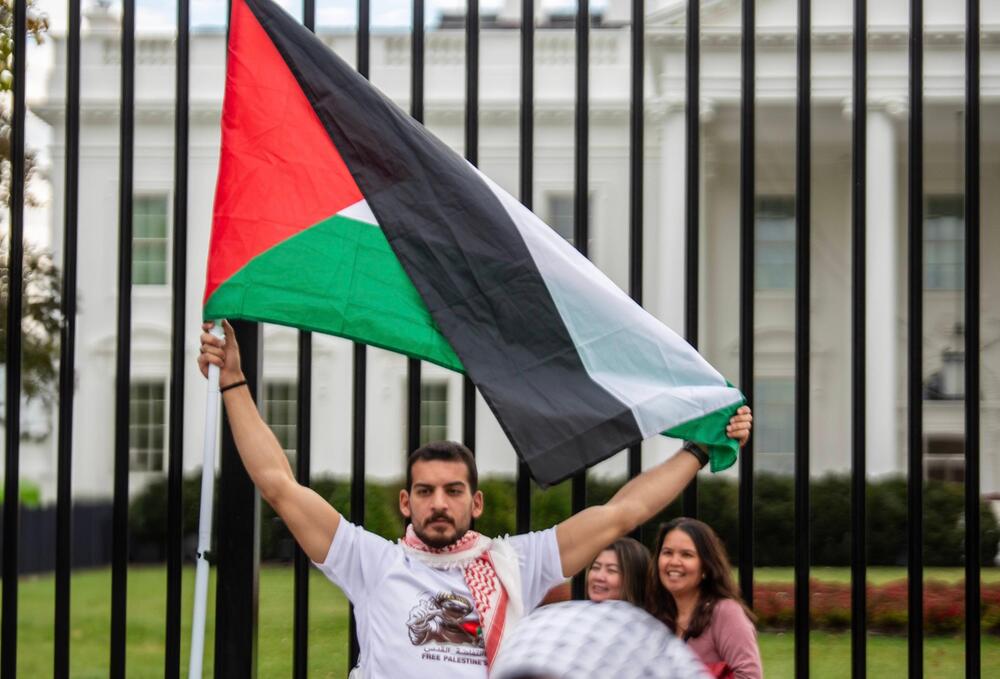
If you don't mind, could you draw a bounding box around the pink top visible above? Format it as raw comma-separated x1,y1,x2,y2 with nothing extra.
685,598,763,679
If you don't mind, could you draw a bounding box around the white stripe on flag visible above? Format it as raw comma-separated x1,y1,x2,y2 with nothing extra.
477,171,743,440
338,199,379,226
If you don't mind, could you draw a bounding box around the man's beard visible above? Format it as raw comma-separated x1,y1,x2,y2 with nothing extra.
413,515,470,549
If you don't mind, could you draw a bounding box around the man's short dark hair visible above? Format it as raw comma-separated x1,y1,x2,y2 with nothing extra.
406,441,479,492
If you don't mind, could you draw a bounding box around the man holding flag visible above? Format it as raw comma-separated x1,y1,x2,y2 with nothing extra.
196,0,755,674
198,320,752,678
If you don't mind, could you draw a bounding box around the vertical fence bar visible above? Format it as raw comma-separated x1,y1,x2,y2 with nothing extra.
850,1,868,677
407,0,425,455
0,0,28,675
412,1,424,126
165,0,191,675
214,321,261,677
293,330,312,679
460,380,475,450
682,0,699,518
907,1,924,676
516,0,535,534
627,0,643,485
406,370,422,455
573,1,589,269
292,6,316,676
571,0,590,600
348,339,366,667
738,0,756,609
303,0,314,32
407,361,421,453
53,0,82,675
794,0,812,676
964,2,981,678
348,2,370,666
110,0,136,674
357,0,370,78
462,0,479,452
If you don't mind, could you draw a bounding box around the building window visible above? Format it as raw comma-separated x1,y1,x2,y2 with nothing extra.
133,195,169,285
925,196,964,291
754,378,795,475
924,339,965,401
546,193,593,246
129,381,166,472
925,437,964,483
420,382,449,445
264,382,297,461
755,196,796,290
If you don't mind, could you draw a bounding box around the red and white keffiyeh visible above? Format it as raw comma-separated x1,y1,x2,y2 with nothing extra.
401,525,524,668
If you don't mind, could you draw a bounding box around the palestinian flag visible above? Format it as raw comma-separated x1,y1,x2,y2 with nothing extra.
204,0,745,486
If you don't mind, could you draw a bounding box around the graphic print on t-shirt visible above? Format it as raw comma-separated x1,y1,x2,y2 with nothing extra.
406,592,487,667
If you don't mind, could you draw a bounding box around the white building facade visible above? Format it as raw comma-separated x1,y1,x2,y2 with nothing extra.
22,0,1000,508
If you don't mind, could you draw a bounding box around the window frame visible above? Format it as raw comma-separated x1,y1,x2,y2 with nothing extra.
128,379,168,473
544,191,595,248
754,195,797,292
419,380,449,446
132,192,172,287
924,195,965,292
924,435,965,483
753,376,796,475
263,380,298,464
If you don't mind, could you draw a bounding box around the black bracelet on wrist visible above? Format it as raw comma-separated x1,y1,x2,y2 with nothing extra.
220,379,248,394
681,440,710,468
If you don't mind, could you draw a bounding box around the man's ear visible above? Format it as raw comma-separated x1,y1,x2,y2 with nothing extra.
399,489,412,519
471,489,484,519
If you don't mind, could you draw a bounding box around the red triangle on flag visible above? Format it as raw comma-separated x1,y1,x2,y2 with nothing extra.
205,0,363,303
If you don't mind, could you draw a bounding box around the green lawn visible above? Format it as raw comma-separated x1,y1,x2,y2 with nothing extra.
752,566,1000,585
5,566,998,677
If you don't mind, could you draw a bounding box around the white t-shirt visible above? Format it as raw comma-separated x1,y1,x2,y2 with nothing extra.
314,520,565,678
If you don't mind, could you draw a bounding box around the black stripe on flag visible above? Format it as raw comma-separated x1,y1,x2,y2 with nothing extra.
243,0,641,485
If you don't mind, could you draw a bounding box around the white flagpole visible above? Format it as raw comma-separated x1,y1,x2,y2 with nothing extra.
189,323,225,679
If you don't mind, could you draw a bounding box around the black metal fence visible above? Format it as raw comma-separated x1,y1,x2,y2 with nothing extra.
1,0,988,677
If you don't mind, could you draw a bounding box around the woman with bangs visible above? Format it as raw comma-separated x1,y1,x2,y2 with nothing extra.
586,536,651,606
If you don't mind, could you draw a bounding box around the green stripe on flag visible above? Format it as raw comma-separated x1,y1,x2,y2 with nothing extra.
204,213,464,372
664,397,746,473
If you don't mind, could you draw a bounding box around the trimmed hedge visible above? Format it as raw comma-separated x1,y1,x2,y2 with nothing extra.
126,471,406,562
517,579,1000,637
128,471,1000,566
754,580,1000,636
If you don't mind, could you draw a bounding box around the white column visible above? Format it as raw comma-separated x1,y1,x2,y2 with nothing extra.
653,103,687,334
637,103,688,468
866,103,901,477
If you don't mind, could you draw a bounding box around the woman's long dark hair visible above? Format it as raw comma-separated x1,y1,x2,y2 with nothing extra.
587,537,651,606
645,518,755,639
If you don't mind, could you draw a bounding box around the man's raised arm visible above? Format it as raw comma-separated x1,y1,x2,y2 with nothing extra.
199,320,340,563
555,407,752,578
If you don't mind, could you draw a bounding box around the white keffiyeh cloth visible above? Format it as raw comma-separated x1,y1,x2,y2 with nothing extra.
491,600,713,679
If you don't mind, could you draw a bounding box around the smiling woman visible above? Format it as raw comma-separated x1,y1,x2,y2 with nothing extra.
646,519,762,679
585,537,650,606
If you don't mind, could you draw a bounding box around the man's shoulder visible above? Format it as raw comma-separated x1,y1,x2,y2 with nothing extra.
326,520,401,565
500,526,557,543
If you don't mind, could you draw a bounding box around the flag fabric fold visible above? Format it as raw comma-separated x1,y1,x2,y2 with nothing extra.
204,0,745,486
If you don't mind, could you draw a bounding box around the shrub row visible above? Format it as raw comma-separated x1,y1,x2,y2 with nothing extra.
128,471,1000,566
754,580,1000,636
533,579,1000,637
